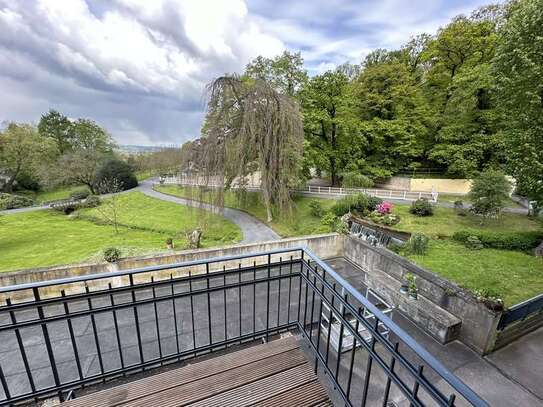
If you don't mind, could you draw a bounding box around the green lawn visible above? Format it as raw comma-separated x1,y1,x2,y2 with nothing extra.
14,185,90,204
406,239,543,306
0,192,241,272
155,185,334,237
437,193,524,209
392,204,539,237
135,170,154,182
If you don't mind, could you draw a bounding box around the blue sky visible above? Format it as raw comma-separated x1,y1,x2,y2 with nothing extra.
0,0,494,145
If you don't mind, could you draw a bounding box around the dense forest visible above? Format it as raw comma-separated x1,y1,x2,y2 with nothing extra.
183,0,542,205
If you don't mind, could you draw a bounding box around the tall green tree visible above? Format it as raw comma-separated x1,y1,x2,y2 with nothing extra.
423,12,503,176
37,110,73,154
0,123,57,192
245,51,308,96
494,0,543,205
351,60,430,177
301,70,359,185
71,119,115,152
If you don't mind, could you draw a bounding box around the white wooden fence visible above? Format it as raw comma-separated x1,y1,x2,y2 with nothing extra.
159,177,438,202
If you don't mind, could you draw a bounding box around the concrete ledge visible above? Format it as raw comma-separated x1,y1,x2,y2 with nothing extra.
0,234,344,302
343,236,501,354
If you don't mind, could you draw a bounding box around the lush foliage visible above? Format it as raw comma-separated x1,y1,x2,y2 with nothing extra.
453,230,543,251
376,201,393,215
0,193,34,210
70,188,91,200
341,172,373,188
494,0,543,207
94,159,138,193
409,198,434,217
406,233,430,255
331,193,371,216
469,170,511,220
103,247,121,263
308,199,325,217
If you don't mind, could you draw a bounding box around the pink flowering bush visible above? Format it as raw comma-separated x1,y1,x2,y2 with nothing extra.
376,201,393,215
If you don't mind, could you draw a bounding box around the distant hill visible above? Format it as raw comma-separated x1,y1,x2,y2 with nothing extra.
116,145,169,154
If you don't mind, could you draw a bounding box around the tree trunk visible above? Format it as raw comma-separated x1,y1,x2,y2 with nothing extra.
4,175,16,193
85,182,96,195
330,115,338,186
262,185,273,222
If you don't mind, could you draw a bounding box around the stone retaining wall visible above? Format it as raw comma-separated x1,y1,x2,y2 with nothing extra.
343,236,501,354
0,234,344,302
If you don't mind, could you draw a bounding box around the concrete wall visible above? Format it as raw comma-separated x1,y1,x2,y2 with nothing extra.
377,176,473,194
410,178,472,194
343,236,501,354
0,234,344,302
494,312,543,350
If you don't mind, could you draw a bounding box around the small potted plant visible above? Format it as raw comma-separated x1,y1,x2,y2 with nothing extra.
166,238,174,249
406,273,418,300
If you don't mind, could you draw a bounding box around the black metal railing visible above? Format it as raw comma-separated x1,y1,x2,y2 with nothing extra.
0,247,487,406
497,293,543,330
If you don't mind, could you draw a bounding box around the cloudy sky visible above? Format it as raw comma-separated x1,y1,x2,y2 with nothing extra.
0,0,492,146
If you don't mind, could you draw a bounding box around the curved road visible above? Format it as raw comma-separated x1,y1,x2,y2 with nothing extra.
0,179,280,244
138,180,279,243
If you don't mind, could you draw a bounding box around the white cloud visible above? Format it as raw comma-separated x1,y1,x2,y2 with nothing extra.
0,0,497,144
0,0,284,145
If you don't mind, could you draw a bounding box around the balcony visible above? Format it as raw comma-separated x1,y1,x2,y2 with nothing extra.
0,247,486,406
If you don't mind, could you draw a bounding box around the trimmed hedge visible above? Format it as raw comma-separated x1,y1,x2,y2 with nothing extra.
453,230,543,251
0,193,34,210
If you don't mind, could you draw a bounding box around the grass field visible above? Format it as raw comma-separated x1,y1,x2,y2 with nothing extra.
0,192,241,272
14,185,91,204
155,185,335,237
392,204,539,237
437,193,523,209
406,239,543,306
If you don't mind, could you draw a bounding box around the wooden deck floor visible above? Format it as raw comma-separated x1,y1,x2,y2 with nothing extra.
61,336,333,407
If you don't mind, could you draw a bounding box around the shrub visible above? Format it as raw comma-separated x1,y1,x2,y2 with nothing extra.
332,193,370,216
308,200,325,217
367,196,383,211
376,201,393,215
469,170,511,221
381,213,401,226
341,172,373,188
0,193,34,210
15,171,41,191
70,188,90,200
407,233,429,255
409,198,433,216
466,236,484,250
321,212,348,233
94,159,138,193
103,247,121,263
81,195,101,208
453,230,543,251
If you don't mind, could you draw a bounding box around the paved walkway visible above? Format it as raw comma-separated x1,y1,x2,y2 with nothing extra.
138,180,279,244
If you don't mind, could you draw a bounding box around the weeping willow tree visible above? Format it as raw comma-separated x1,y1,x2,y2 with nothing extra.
192,75,304,222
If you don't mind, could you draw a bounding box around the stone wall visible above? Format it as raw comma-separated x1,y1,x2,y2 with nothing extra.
376,176,473,194
0,234,344,302
343,236,501,354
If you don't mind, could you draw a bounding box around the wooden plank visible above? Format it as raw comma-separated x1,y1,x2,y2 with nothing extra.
122,348,308,407
251,380,330,407
187,364,319,407
62,337,299,407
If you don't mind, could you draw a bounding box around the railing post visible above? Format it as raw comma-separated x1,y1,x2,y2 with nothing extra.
33,287,62,400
